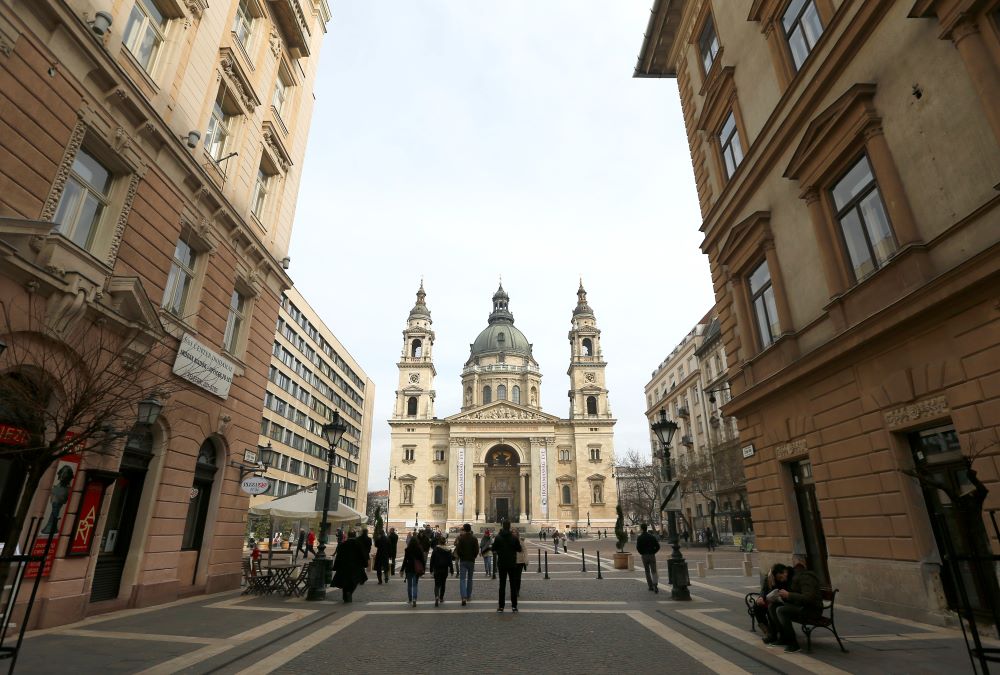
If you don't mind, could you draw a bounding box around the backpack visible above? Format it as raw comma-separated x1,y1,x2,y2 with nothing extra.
412,556,425,576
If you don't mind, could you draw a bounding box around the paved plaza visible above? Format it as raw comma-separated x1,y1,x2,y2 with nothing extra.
15,539,987,674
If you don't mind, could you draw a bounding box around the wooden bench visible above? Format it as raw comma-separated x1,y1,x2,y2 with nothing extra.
744,588,847,653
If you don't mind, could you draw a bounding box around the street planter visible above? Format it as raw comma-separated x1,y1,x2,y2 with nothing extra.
613,552,633,570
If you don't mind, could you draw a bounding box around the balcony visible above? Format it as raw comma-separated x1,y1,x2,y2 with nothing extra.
677,405,690,418
681,434,694,447
267,0,311,58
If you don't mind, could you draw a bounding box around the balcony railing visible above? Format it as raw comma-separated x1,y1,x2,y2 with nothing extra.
681,434,694,447
677,406,690,418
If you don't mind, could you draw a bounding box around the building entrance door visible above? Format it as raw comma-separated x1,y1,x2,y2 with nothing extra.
494,498,510,523
790,460,830,585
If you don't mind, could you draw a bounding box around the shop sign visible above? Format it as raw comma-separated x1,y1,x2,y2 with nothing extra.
26,453,83,578
0,423,29,447
241,477,270,495
172,333,235,399
67,478,108,556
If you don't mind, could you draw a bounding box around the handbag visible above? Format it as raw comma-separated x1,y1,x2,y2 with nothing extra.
413,557,425,577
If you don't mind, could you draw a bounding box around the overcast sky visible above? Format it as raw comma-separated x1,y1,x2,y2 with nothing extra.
287,2,715,491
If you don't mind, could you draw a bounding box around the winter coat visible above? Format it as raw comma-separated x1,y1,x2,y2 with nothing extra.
786,568,823,615
491,530,522,570
429,545,455,576
515,537,529,568
636,532,661,556
401,542,426,577
359,533,373,559
453,531,480,562
331,538,367,591
374,534,390,565
480,535,493,557
388,531,399,555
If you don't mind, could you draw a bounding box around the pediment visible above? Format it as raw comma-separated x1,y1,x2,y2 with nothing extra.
555,474,576,482
586,473,607,482
447,401,560,423
784,84,878,182
428,474,448,482
104,276,165,335
397,474,417,481
717,211,771,270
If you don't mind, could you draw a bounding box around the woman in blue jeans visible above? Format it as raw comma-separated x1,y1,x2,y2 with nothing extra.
401,538,425,607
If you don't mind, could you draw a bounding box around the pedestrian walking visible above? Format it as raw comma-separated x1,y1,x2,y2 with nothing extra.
306,529,317,558
551,531,560,554
374,528,391,584
453,523,479,606
636,523,660,593
360,527,373,560
295,528,307,560
480,530,494,577
331,531,366,603
401,537,425,607
704,527,715,551
430,535,455,606
388,527,400,575
493,521,523,613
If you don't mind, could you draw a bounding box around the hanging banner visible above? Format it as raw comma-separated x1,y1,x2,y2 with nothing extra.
456,447,465,517
67,477,108,556
26,452,83,577
539,443,549,519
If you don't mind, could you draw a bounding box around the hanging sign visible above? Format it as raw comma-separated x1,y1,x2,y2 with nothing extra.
240,477,270,495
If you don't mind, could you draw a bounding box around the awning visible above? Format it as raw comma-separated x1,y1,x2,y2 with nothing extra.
248,487,365,523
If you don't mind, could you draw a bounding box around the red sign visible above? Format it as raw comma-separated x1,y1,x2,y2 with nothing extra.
26,453,83,578
0,423,29,447
67,479,107,556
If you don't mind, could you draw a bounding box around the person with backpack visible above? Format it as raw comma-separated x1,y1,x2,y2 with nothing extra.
480,530,494,577
636,523,661,593
401,537,425,607
492,521,523,613
453,523,479,606
430,535,455,606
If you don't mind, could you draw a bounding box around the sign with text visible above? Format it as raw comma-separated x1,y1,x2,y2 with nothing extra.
742,444,756,459
240,477,270,495
67,478,107,556
244,448,257,464
26,453,83,577
172,333,235,399
539,444,549,518
658,481,681,512
0,422,29,447
456,447,465,517
315,482,340,512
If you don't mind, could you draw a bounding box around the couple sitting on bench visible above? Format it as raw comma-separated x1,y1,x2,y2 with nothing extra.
753,555,822,654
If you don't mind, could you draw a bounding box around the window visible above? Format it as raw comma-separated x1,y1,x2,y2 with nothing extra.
232,0,254,49
433,485,443,505
205,87,240,162
251,165,272,220
561,484,572,505
123,0,167,74
272,70,291,119
162,237,197,317
559,449,571,462
497,384,507,401
512,386,520,404
749,260,780,348
586,396,598,416
434,449,445,462
222,289,247,353
403,446,415,462
589,447,601,461
582,338,592,356
411,339,422,357
406,397,417,416
719,111,744,179
831,155,897,281
483,386,492,404
53,148,112,251
699,15,720,74
783,0,824,71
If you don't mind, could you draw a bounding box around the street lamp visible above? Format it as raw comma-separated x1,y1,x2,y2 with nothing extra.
651,408,691,601
306,411,348,601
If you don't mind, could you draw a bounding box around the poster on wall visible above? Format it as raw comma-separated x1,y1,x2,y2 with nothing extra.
26,453,83,578
66,477,108,556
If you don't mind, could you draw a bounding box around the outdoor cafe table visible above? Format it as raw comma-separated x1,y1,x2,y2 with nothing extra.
258,561,298,595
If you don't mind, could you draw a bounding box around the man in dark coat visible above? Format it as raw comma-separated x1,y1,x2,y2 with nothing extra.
453,523,479,606
636,523,661,593
331,532,367,602
373,529,391,584
767,557,823,653
388,527,400,575
491,521,523,613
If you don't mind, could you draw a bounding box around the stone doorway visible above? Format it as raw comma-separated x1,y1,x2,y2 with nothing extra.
485,444,519,523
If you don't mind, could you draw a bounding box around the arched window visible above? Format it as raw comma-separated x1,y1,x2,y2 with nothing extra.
497,384,507,400
582,338,592,356
562,484,572,505
483,386,492,404
593,485,602,503
586,396,598,415
434,485,443,505
512,386,521,404
407,396,418,416
183,440,218,551
411,339,422,358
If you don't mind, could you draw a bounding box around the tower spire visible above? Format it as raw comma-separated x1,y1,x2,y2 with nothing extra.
574,278,594,317
408,279,431,321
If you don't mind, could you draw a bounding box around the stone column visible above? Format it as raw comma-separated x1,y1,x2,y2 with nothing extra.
803,188,850,297
475,473,483,521
862,125,920,247
519,472,529,522
951,19,1000,146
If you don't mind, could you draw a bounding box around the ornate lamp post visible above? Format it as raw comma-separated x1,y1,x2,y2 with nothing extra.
651,408,691,601
306,411,348,601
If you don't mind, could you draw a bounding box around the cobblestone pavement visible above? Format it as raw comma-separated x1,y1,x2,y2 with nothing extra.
14,538,992,674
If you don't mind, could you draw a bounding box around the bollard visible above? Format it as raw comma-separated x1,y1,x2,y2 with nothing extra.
544,550,550,579
742,560,753,577
696,561,706,578
537,548,542,573
581,548,587,573
706,553,714,570
596,550,603,580
743,552,752,564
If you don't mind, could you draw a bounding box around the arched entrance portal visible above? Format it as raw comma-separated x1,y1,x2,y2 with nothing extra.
485,445,521,523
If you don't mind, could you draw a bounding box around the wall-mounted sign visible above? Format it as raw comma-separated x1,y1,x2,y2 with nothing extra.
774,439,808,460
67,478,108,557
244,448,257,464
172,333,235,399
240,477,270,495
742,444,756,459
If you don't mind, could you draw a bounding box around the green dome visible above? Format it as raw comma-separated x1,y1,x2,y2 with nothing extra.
470,323,532,357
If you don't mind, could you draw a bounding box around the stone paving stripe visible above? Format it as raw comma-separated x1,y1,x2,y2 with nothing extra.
235,612,364,675
628,610,751,674
678,608,853,675
844,633,960,642
364,600,628,605
57,628,224,644
689,580,748,600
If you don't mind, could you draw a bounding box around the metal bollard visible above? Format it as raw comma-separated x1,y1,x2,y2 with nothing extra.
537,547,542,573
596,550,603,580
544,550,550,579
581,548,587,573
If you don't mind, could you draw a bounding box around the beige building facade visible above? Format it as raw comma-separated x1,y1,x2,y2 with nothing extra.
636,0,1000,623
387,282,619,532
0,0,330,628
258,287,374,513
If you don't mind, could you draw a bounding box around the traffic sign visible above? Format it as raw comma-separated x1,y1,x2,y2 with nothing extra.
658,481,681,511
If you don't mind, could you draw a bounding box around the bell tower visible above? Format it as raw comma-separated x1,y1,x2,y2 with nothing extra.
567,280,610,419
395,281,436,419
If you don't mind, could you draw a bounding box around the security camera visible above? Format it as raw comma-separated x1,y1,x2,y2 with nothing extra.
280,257,291,269
91,10,113,36
186,130,201,149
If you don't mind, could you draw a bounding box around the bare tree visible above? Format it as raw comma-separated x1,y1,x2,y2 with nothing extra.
676,438,746,538
615,449,659,527
0,295,192,557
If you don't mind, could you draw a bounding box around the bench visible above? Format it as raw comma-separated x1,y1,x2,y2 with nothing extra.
744,588,847,653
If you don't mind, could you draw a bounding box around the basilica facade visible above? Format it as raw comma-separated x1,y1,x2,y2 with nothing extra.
387,282,619,532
